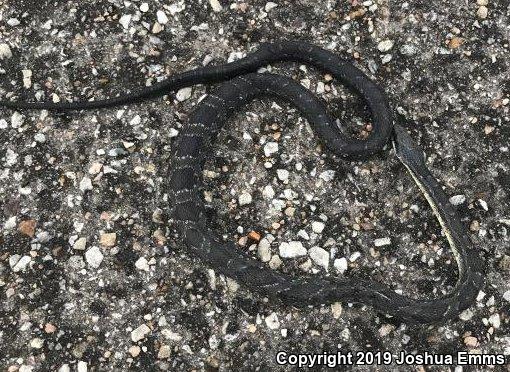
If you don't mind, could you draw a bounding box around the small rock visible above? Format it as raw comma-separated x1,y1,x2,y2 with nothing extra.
7,18,20,26
265,2,278,11
374,237,391,247
135,257,150,271
269,255,282,269
331,302,342,319
19,219,36,237
156,10,169,24
128,345,141,357
73,237,87,251
477,6,488,19
238,192,252,206
22,69,32,89
257,239,272,262
449,195,466,205
34,133,46,143
131,324,151,342
488,313,501,329
334,257,348,274
30,338,44,349
459,309,474,321
79,177,93,192
464,336,478,347
264,142,279,157
0,43,13,59
309,246,329,270
11,112,24,128
377,40,394,52
77,361,87,372
152,22,163,34
262,185,275,199
209,0,223,12
276,169,289,182
139,3,149,12
119,14,132,29
44,323,56,333
158,345,171,359
503,290,510,303
265,312,280,329
88,162,103,175
85,246,104,268
477,0,488,4
279,241,307,258
248,231,261,242
311,221,325,234
176,87,192,101
378,324,395,337
319,170,335,181
100,232,117,247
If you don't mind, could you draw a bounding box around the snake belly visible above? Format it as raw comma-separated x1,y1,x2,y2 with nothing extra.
1,41,485,323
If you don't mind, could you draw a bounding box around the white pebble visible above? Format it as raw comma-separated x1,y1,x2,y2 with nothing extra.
374,237,391,247
502,290,510,303
119,14,132,29
308,246,329,270
262,185,275,199
349,251,361,262
488,313,500,329
176,87,192,101
0,119,7,129
265,312,280,329
73,237,87,251
30,338,44,349
85,246,103,268
334,257,348,274
5,149,18,166
478,199,488,211
13,256,31,272
7,18,20,26
265,2,278,11
11,112,24,128
377,40,394,52
34,133,46,143
209,0,223,12
257,239,272,262
449,195,466,205
264,142,279,157
139,3,149,12
22,69,32,89
0,43,13,59
477,6,488,19
77,361,88,372
279,241,307,258
157,10,169,24
276,169,289,181
135,257,150,271
319,170,335,181
311,221,325,234
79,177,93,192
131,324,151,342
4,216,17,230
238,192,252,206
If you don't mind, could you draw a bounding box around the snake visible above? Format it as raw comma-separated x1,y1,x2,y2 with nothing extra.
0,40,484,323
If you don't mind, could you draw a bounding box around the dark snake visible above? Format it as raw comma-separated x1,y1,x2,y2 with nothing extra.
1,41,485,323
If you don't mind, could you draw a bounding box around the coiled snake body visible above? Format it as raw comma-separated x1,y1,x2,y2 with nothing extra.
1,41,484,323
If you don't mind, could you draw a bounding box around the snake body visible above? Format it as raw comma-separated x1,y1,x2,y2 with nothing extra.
1,41,484,323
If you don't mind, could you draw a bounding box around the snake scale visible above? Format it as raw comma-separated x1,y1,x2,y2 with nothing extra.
1,41,484,323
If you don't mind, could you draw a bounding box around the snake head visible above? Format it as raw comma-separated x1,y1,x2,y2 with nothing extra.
392,124,425,166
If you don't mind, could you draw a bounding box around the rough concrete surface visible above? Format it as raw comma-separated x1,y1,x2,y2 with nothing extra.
1,0,509,371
